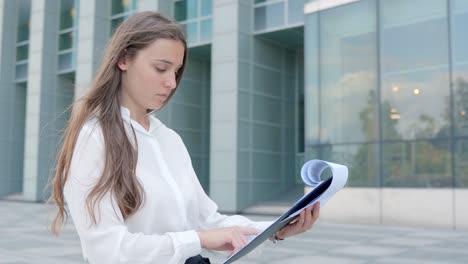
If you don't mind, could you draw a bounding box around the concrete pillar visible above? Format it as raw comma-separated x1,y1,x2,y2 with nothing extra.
209,0,247,212
74,0,110,98
0,0,21,197
23,0,60,201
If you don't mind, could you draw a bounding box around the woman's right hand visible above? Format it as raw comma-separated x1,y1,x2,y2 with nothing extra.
197,227,260,255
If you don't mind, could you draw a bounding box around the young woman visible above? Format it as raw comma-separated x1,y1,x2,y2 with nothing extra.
50,11,319,264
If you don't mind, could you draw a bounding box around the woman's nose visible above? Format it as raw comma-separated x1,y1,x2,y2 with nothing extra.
165,74,177,89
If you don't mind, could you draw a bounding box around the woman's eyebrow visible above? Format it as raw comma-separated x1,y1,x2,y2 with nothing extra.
154,59,182,68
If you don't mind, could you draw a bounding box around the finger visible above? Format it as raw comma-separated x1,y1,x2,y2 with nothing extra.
297,209,306,227
303,206,313,230
239,227,260,236
289,216,299,225
231,233,247,255
312,202,320,221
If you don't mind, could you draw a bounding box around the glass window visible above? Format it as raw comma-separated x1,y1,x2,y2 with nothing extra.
15,63,28,81
60,0,75,30
305,13,319,145
452,0,468,137
313,143,379,187
382,140,452,187
200,19,211,43
58,52,73,71
17,23,29,43
16,44,28,61
254,2,284,31
17,0,30,43
59,31,74,51
111,17,125,33
183,22,198,44
201,0,212,17
175,0,198,21
380,0,450,140
454,139,468,187
319,0,378,144
112,0,135,15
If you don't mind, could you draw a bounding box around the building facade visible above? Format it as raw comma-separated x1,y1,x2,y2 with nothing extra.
0,0,466,229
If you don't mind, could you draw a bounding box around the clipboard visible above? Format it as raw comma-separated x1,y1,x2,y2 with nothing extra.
222,159,348,264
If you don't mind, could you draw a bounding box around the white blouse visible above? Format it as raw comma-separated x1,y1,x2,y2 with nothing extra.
64,107,271,263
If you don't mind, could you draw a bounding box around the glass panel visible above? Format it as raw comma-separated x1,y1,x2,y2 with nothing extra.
17,0,30,42
382,140,451,187
380,0,449,141
314,143,379,187
452,0,468,137
200,19,211,42
255,0,267,4
60,0,75,30
304,13,319,145
183,22,198,45
254,3,284,31
15,63,28,81
319,0,378,144
59,31,74,50
16,44,28,61
112,0,134,15
58,52,73,71
288,0,308,24
174,0,198,21
201,0,212,17
17,23,29,43
111,17,125,33
454,139,468,187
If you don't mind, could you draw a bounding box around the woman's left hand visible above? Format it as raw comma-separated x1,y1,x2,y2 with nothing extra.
275,201,320,240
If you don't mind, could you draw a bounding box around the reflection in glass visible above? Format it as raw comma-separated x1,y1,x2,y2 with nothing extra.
254,2,284,31
111,17,125,33
112,0,135,15
452,0,468,137
319,0,377,144
58,52,73,71
380,0,450,141
454,140,468,187
16,44,28,61
59,32,74,51
200,19,211,43
382,140,451,187
17,24,29,43
311,143,379,187
60,0,75,30
17,0,30,42
201,0,212,17
175,0,198,21
15,63,28,81
183,22,198,45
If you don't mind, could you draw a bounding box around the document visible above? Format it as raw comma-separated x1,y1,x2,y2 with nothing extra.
222,159,348,264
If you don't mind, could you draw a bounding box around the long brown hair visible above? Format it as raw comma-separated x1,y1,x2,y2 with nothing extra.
50,11,187,235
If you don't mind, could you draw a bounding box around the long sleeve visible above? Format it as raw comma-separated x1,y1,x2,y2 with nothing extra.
64,122,201,264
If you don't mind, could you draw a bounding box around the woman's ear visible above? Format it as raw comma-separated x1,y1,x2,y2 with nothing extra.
117,56,128,71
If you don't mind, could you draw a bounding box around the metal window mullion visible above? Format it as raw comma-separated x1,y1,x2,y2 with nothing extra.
58,48,75,55
16,40,29,47
376,0,383,191
447,0,456,189
15,60,28,65
285,0,288,26
254,0,284,8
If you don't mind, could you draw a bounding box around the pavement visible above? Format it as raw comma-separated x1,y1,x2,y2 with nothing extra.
1,200,468,264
